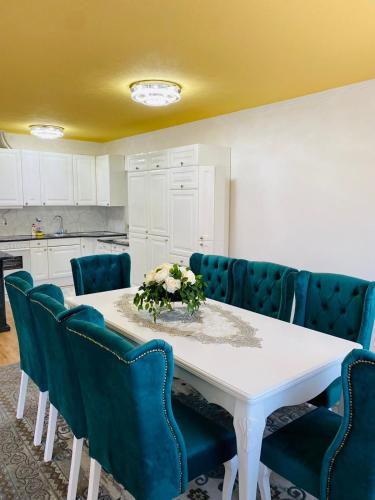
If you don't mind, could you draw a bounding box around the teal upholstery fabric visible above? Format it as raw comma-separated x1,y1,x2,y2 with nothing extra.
261,349,375,500
29,289,104,439
293,271,375,407
231,260,297,321
71,253,131,296
189,253,235,303
65,317,236,500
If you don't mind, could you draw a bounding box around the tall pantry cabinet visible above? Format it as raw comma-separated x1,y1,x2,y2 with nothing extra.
127,144,230,285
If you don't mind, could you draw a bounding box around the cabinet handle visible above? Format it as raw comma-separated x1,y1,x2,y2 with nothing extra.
25,202,28,206
200,243,203,247
156,164,159,168
180,184,184,189
180,161,184,166
43,202,46,206
135,166,139,170
76,202,78,206
199,236,203,240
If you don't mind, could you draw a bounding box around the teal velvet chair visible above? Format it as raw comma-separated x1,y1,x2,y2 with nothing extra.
29,289,104,499
231,260,297,321
293,271,375,407
71,253,131,296
65,316,238,500
4,271,65,446
258,349,375,500
190,253,235,303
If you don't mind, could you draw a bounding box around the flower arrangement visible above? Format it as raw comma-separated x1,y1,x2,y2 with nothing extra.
133,263,206,322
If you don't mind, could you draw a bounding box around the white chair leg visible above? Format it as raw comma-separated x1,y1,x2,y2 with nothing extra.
67,437,83,500
44,403,58,462
33,390,48,446
87,458,101,500
258,462,272,500
16,370,29,419
222,455,238,500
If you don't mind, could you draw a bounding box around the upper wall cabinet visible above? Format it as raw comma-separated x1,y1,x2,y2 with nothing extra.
73,155,96,206
21,150,41,206
0,150,23,207
40,152,74,206
96,155,126,206
127,153,148,171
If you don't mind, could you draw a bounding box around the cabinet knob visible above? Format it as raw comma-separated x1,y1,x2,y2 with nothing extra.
180,184,184,189
44,248,47,252
76,202,78,206
199,236,203,240
135,166,139,170
156,164,159,168
180,161,184,166
43,202,46,206
145,230,148,233
106,203,109,206
25,202,28,206
200,243,203,247
165,239,168,242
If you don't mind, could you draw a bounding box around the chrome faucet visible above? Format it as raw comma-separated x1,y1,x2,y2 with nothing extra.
53,215,65,235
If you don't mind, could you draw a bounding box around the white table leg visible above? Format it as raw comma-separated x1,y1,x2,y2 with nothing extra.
258,463,272,500
44,403,58,462
233,400,266,500
16,370,29,419
87,458,101,500
222,455,238,500
67,437,83,500
34,390,48,446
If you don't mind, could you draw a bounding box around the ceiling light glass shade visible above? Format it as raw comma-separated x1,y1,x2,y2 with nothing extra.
130,80,181,107
29,124,64,139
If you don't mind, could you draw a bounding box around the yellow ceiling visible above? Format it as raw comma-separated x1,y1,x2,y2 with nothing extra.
0,0,374,142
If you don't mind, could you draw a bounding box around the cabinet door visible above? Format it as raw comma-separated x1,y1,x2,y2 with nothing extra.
96,156,110,206
21,151,41,206
48,244,81,279
0,150,23,206
127,153,148,171
73,155,96,205
169,190,198,257
40,153,74,206
149,170,168,236
149,235,169,269
128,171,149,233
169,166,198,190
30,247,49,281
198,166,215,241
168,145,198,167
129,233,149,285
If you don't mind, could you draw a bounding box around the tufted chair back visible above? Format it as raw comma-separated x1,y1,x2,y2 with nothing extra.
29,288,104,439
320,349,375,500
189,253,235,303
71,253,131,296
231,260,297,321
293,271,375,347
65,317,188,500
5,272,66,392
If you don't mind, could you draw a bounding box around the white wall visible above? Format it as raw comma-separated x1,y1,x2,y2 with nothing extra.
106,80,375,282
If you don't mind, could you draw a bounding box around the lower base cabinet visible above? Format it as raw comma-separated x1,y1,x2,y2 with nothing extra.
47,245,81,280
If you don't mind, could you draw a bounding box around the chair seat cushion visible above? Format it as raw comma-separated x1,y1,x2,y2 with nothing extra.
172,400,236,481
261,407,341,498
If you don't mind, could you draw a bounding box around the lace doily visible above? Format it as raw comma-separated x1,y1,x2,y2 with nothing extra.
115,294,262,348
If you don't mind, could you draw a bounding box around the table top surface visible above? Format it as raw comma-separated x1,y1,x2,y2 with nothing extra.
66,288,360,402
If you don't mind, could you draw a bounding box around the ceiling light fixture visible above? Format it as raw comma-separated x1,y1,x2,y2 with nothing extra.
130,80,181,107
29,124,64,139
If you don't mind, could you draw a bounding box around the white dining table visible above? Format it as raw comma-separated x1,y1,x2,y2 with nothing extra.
66,288,360,500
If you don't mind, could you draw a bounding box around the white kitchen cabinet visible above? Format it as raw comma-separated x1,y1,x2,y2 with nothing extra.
149,169,169,236
73,155,96,206
149,235,169,269
128,171,149,233
127,153,148,171
21,151,41,206
0,149,23,207
81,237,97,256
96,155,126,206
148,150,168,170
169,166,198,190
40,152,74,206
30,246,49,281
129,233,149,285
198,166,215,242
47,244,81,279
169,190,198,257
168,144,231,168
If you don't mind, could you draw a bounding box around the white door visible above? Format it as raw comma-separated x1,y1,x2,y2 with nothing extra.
0,150,23,206
169,190,198,257
30,247,49,281
96,156,110,206
149,235,169,269
48,244,81,279
198,166,215,242
73,155,96,205
21,151,41,206
129,233,149,285
40,153,74,206
149,170,168,236
128,171,149,233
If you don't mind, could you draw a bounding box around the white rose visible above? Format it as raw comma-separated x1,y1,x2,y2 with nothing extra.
145,271,156,284
154,267,170,283
183,269,196,284
161,262,172,271
163,277,181,294
178,266,187,273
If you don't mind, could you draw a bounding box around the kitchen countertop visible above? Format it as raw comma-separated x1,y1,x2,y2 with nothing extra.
97,237,129,246
0,231,127,243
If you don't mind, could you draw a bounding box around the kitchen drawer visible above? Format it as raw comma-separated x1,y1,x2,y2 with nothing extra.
127,153,148,171
112,244,129,254
168,254,190,267
48,237,80,247
168,145,198,167
169,167,198,190
148,150,168,170
0,240,30,250
30,239,47,248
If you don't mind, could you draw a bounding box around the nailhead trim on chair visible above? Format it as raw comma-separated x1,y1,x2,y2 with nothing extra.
30,299,62,322
66,326,185,494
4,280,28,296
325,359,375,499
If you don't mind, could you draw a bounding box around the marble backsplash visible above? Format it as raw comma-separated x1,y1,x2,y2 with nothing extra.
0,206,127,236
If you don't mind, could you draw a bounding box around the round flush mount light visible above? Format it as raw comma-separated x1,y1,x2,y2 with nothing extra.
29,124,64,139
130,80,181,107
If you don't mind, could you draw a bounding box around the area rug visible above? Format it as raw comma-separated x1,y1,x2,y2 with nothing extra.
0,363,315,499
